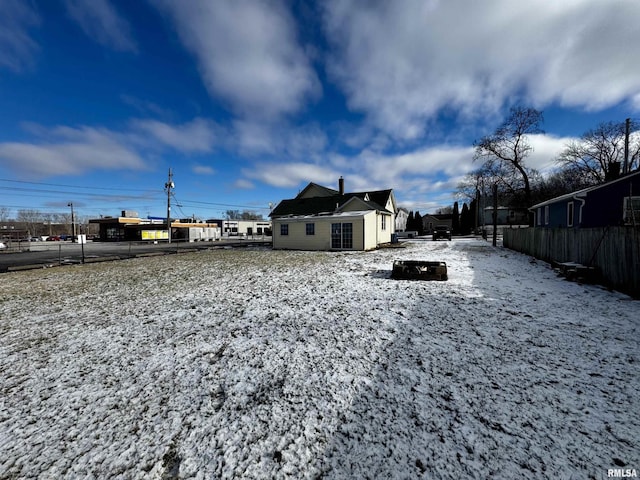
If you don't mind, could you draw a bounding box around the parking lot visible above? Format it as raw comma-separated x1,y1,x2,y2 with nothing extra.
0,239,271,272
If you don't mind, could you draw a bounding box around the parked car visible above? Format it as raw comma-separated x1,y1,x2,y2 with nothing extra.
432,225,452,241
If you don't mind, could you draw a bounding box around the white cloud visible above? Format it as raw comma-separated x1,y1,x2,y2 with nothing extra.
527,134,576,174
0,0,40,72
232,120,327,158
247,132,574,210
233,179,255,190
64,0,137,52
358,146,475,185
130,118,218,153
0,118,223,179
152,0,320,119
243,162,338,188
322,0,640,140
239,144,473,194
0,126,146,177
232,121,279,156
192,165,215,175
120,95,172,118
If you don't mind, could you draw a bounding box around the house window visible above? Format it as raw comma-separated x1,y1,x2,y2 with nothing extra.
567,202,574,227
381,215,386,231
537,208,542,226
280,224,288,236
331,223,353,249
544,206,549,225
306,223,315,235
623,197,640,224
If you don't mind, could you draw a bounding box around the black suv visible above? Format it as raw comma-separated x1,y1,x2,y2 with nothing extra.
432,225,452,241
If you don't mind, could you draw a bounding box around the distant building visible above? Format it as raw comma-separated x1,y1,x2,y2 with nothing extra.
395,207,409,232
206,219,272,237
422,214,452,234
89,211,220,242
482,207,529,227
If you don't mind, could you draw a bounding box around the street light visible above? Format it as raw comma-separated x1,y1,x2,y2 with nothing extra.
68,202,75,238
165,168,174,244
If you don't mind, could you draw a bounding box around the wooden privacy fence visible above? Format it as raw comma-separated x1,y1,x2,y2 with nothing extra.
503,227,640,298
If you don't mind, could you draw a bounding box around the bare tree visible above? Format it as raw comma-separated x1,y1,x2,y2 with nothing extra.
225,210,241,220
458,161,541,206
533,166,595,203
240,210,263,221
556,120,640,184
0,207,10,222
434,206,453,215
474,106,544,207
17,209,43,237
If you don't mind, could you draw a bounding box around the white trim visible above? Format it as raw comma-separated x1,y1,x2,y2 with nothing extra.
544,205,549,225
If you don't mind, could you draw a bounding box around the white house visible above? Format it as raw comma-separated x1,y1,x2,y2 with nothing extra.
270,178,397,251
395,207,409,232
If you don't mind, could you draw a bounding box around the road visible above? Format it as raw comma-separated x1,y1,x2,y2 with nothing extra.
0,239,272,272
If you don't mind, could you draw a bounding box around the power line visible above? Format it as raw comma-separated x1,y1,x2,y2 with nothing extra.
0,178,163,194
1,178,274,216
1,185,163,201
171,197,272,210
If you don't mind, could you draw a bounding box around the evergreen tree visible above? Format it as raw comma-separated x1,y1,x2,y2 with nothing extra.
407,211,415,231
460,203,471,235
452,202,460,234
469,198,477,232
414,211,424,236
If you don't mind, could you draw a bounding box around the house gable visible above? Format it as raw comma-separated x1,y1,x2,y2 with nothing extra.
338,196,374,212
351,189,396,214
296,182,339,199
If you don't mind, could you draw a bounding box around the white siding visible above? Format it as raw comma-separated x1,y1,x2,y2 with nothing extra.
273,213,375,250
377,212,393,244
272,210,392,251
362,212,378,250
273,218,334,250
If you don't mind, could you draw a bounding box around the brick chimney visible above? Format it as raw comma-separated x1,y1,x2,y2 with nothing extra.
339,176,344,195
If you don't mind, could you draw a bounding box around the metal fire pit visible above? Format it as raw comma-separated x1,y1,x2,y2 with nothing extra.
391,260,448,281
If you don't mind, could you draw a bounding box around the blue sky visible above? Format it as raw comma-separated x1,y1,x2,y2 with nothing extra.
1,0,639,220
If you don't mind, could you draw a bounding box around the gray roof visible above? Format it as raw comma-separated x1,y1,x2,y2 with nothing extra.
271,190,393,217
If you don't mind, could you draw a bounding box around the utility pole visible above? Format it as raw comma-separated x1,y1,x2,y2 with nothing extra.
165,168,174,243
623,118,631,175
492,183,498,247
68,202,75,238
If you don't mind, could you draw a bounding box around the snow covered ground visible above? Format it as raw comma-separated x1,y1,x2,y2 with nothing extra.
1,238,638,479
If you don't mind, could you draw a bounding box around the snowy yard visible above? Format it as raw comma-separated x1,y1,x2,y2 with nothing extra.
1,238,638,479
